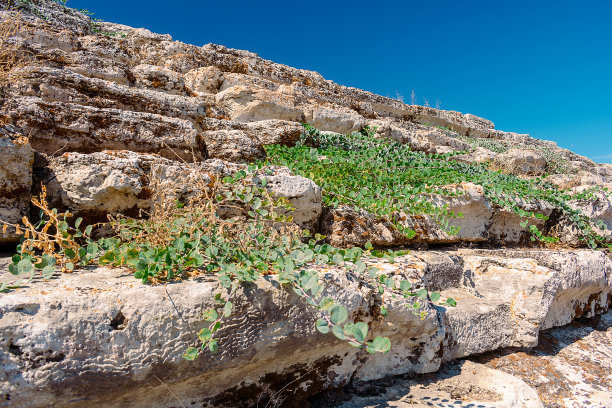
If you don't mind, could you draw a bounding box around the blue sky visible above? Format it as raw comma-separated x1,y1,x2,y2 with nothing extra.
68,0,612,163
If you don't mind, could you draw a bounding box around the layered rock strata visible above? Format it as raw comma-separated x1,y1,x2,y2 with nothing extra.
0,249,610,407
0,2,611,407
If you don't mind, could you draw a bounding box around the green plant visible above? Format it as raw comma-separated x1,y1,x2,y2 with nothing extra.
0,186,98,291
2,166,454,359
264,125,609,248
89,17,126,38
267,125,465,239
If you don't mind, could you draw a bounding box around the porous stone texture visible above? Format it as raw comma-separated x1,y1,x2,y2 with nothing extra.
256,167,322,231
316,313,612,408
494,148,548,175
320,360,543,408
39,151,321,229
478,311,612,408
0,125,33,243
42,150,162,218
0,249,609,407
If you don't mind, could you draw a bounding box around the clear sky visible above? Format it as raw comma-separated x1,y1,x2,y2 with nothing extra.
67,0,612,163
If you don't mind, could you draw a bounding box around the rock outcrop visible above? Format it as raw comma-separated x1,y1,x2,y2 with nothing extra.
0,1,611,407
0,249,610,407
1,1,610,247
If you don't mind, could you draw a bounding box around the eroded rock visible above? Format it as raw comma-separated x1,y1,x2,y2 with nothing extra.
494,148,548,175
0,125,34,242
0,248,609,407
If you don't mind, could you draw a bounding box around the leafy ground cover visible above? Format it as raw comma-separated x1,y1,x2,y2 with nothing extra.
1,163,453,360
264,125,609,248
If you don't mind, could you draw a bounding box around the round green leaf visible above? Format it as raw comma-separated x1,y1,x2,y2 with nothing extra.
208,339,219,354
203,309,218,321
330,305,348,325
182,347,199,360
17,259,33,275
332,325,346,340
315,319,329,334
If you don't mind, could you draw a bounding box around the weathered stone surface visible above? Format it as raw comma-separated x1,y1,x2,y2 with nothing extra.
479,311,612,408
494,148,548,175
0,260,436,408
7,67,212,121
441,255,560,360
7,97,206,161
321,184,555,248
256,167,323,232
43,150,162,218
319,313,612,408
370,119,472,153
131,64,187,95
450,146,497,164
321,360,543,408
0,125,34,243
40,150,322,230
1,249,609,407
184,66,224,95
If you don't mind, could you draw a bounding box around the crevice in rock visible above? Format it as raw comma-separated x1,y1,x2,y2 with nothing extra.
8,342,23,356
110,311,127,330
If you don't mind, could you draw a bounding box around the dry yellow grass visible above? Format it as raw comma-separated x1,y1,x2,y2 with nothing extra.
0,10,33,90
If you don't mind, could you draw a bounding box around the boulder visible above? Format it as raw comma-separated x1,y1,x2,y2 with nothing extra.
131,64,187,95
0,125,34,243
42,151,322,230
320,183,553,248
184,66,224,95
494,148,547,175
477,311,612,408
44,150,163,218
257,167,322,231
331,360,543,408
6,97,206,161
215,85,305,123
451,146,497,164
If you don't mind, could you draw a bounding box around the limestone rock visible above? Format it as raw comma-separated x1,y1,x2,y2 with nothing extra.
200,129,263,162
257,167,322,231
478,312,612,408
184,66,224,95
131,64,187,95
43,150,322,231
494,148,548,175
451,146,497,164
0,125,34,243
304,106,365,135
0,261,437,408
44,150,163,218
464,113,495,129
7,97,206,161
320,183,554,248
442,254,560,359
332,360,543,408
1,248,609,407
216,85,305,123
